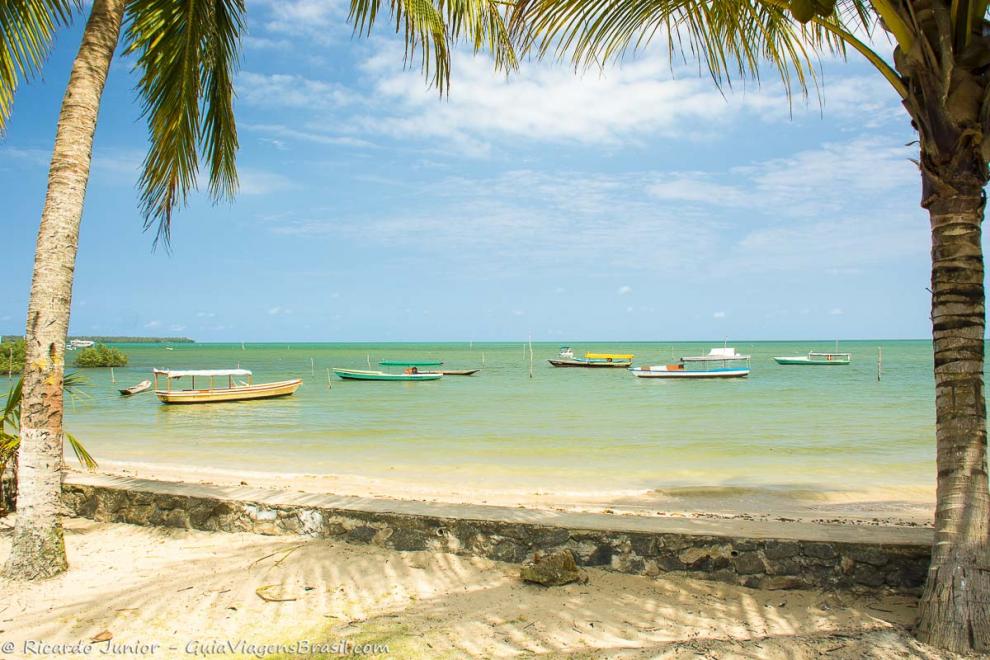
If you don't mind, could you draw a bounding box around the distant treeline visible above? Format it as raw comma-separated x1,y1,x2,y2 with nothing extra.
0,336,194,344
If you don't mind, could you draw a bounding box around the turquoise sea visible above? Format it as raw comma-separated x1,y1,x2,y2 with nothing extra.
42,340,937,503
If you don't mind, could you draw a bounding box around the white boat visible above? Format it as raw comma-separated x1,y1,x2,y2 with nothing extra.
630,363,751,379
67,339,95,351
632,345,751,379
153,369,302,404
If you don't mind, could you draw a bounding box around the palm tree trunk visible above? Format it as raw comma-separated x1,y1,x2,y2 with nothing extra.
1,0,124,580
913,163,990,651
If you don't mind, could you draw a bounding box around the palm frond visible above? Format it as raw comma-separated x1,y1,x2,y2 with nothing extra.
200,0,243,206
349,0,519,92
0,0,78,132
508,0,893,100
1,376,23,432
125,0,245,247
65,432,98,471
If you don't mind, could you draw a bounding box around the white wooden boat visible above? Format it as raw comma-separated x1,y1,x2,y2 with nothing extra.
153,369,302,404
119,379,152,396
630,364,750,379
632,345,751,379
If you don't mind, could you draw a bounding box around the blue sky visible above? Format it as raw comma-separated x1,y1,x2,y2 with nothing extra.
0,1,945,341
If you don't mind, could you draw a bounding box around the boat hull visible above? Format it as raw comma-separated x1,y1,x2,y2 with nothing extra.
333,368,442,381
631,367,750,379
548,359,632,368
120,380,152,396
773,356,850,365
436,369,479,376
155,378,302,404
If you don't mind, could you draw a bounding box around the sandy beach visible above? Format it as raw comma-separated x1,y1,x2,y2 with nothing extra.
1,516,948,658
85,460,936,529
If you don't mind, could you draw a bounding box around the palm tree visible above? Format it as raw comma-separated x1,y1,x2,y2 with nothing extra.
1,374,98,516
0,0,516,581
495,0,988,652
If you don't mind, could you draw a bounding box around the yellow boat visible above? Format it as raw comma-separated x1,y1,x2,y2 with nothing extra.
153,369,302,404
548,347,634,368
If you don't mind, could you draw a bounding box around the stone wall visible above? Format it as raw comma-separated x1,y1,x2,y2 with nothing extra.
62,482,931,594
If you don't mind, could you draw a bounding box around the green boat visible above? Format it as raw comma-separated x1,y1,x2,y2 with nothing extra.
333,360,444,381
773,352,851,366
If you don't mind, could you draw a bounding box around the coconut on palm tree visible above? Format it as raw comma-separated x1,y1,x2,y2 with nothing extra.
0,0,515,582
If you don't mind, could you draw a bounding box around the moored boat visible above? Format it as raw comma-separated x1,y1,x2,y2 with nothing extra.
773,352,851,365
548,347,633,368
334,361,444,381
632,345,751,379
119,379,152,396
436,369,480,376
153,369,302,404
630,364,751,379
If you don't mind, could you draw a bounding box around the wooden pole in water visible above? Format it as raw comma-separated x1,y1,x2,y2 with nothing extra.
528,336,534,379
110,367,116,384
327,368,332,388
877,347,883,381
482,352,485,366
311,357,315,375
367,353,372,368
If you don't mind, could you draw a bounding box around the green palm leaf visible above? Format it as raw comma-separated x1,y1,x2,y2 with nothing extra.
508,0,906,99
0,0,79,132
0,374,96,471
125,0,245,247
65,432,97,471
349,0,519,92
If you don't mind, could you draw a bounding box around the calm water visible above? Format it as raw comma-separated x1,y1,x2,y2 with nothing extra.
46,341,935,497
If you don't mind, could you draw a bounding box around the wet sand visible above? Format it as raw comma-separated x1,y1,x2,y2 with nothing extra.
85,460,935,528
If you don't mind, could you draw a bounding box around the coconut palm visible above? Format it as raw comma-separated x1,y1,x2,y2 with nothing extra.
493,0,988,651
1,374,98,516
0,0,516,581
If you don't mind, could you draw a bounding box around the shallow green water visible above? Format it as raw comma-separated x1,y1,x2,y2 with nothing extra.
47,340,935,497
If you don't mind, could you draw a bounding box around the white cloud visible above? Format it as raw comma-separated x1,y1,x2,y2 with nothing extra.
238,169,298,196
713,311,727,319
195,311,215,318
267,306,292,316
617,285,632,296
253,0,350,44
241,122,375,149
144,320,162,329
830,308,845,316
169,324,186,332
269,169,722,274
238,72,357,109
231,41,905,158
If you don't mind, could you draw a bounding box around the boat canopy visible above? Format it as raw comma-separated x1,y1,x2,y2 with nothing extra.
153,368,252,378
378,360,443,366
682,347,751,361
584,353,634,360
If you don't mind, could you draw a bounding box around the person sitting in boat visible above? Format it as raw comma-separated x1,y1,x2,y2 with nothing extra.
404,366,419,375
